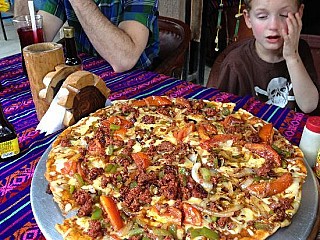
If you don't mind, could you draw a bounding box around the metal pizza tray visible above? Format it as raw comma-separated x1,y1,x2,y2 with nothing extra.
30,145,319,240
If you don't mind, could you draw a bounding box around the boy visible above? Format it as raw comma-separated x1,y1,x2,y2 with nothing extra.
212,0,319,115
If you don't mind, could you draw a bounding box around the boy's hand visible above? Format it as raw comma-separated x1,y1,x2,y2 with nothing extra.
281,12,302,61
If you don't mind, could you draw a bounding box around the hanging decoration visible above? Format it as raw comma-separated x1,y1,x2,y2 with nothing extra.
233,0,243,42
214,0,224,51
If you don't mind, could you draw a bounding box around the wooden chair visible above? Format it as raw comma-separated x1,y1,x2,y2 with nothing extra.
300,34,320,82
206,34,320,88
0,0,13,41
152,16,191,79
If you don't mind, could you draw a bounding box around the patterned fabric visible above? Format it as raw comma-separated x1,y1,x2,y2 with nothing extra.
41,0,159,69
0,53,313,239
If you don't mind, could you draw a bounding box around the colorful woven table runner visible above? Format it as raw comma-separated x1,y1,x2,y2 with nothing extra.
0,53,308,239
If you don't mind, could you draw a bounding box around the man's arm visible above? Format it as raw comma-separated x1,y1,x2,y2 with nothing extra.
69,0,150,72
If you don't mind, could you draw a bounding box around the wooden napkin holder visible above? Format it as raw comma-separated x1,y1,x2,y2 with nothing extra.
39,66,110,127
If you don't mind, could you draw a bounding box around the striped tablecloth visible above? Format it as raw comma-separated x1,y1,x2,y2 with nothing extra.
0,53,315,239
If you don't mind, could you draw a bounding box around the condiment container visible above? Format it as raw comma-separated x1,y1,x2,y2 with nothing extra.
315,148,320,179
0,103,20,161
299,116,320,167
63,26,82,69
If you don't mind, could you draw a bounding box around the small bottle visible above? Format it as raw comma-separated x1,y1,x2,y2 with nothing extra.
315,148,320,179
0,104,20,161
299,116,320,167
63,26,82,69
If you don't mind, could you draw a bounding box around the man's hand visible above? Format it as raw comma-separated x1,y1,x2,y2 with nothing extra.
281,12,302,62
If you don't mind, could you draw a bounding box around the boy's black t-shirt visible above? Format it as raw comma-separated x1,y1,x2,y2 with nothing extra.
216,38,319,115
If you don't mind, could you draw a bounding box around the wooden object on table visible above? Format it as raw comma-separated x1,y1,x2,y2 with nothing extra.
39,64,79,103
57,70,110,127
23,42,64,120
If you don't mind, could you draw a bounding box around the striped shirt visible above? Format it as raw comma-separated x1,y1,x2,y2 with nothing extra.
41,0,159,69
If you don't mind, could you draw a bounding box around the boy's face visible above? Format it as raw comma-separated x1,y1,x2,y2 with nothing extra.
243,0,303,51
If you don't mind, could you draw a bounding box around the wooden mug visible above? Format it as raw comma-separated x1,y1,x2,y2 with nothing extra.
23,42,64,120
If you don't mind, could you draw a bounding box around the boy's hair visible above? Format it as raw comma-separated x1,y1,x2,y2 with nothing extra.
243,0,303,10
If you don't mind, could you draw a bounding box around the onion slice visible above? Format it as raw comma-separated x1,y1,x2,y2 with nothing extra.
240,177,254,190
191,162,213,192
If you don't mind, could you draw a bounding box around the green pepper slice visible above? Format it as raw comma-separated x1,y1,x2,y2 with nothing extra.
128,227,144,237
200,167,211,182
69,185,75,194
110,124,121,131
189,227,219,240
74,173,85,186
106,145,114,156
91,207,103,220
254,222,270,230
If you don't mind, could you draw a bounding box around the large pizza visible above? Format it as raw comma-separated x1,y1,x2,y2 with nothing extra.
45,96,307,240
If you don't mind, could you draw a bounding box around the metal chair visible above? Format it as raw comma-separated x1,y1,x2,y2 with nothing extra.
0,0,13,41
152,16,191,79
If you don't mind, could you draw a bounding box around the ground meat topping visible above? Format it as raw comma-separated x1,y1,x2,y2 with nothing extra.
86,220,103,238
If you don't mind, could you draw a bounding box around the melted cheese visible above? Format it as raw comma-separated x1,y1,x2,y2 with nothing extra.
75,217,90,232
76,116,99,135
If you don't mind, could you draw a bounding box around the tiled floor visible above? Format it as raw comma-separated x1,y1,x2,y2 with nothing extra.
0,18,21,58
0,18,210,86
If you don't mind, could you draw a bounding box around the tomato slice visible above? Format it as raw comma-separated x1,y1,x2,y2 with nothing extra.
114,128,127,140
200,134,240,150
131,152,151,169
259,123,274,145
245,143,281,167
182,203,202,226
247,173,293,197
131,96,172,107
174,123,196,141
100,196,124,230
175,97,191,108
107,116,133,129
268,172,293,196
145,96,172,106
198,125,210,140
61,161,77,175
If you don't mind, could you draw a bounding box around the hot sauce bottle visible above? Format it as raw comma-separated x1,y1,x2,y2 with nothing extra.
0,103,20,161
63,26,82,69
299,116,320,168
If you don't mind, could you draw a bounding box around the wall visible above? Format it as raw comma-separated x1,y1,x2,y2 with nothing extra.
158,0,203,41
158,0,185,21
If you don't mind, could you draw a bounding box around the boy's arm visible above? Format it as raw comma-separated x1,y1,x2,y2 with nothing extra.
283,12,319,113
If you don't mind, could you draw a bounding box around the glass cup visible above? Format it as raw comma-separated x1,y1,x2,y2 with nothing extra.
13,15,45,74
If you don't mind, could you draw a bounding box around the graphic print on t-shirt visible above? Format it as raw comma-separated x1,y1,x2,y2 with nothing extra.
254,77,295,108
